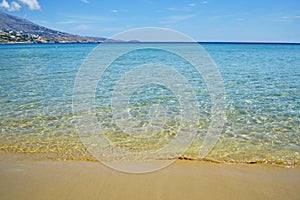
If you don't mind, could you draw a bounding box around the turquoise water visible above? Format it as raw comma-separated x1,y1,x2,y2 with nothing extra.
0,43,299,166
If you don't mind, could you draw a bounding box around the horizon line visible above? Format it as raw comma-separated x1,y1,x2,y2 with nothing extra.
1,41,300,45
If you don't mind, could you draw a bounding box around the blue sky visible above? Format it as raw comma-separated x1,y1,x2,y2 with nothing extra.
1,0,300,42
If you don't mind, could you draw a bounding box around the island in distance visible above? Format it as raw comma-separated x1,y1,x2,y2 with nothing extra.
0,11,122,44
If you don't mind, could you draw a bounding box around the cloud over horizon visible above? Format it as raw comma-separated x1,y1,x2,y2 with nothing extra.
19,0,40,10
0,0,21,12
0,0,40,11
160,14,195,25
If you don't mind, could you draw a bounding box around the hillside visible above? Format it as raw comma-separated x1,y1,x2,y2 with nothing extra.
0,11,106,43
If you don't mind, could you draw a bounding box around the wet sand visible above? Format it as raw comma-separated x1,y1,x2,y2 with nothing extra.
1,159,300,200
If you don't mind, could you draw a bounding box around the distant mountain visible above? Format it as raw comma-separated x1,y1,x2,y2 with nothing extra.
0,11,106,43
0,11,72,37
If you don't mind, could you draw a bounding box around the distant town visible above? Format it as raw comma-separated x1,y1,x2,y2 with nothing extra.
0,29,105,44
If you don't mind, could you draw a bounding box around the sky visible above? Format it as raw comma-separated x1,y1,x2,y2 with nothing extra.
1,0,300,42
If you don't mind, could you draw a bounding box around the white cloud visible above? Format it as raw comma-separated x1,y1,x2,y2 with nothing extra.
166,7,178,11
188,3,196,7
62,15,109,23
0,0,21,11
170,15,194,21
57,20,77,25
202,1,208,4
73,24,89,31
161,14,195,24
209,14,236,20
0,0,10,9
18,0,40,10
276,15,300,22
166,7,189,12
81,0,89,3
111,9,118,13
10,1,20,10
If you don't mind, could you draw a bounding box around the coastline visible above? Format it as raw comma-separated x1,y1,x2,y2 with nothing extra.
1,41,300,45
1,158,300,200
0,41,102,45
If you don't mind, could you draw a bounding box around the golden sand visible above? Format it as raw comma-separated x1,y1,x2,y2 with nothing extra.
1,159,300,200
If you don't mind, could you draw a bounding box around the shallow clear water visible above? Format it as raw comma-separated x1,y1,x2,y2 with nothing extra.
0,43,299,166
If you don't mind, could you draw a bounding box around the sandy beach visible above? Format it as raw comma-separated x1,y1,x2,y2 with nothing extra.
1,159,299,200
1,0,300,199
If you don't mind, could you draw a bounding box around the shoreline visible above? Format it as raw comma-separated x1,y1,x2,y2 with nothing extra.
1,41,300,45
1,152,299,168
1,159,300,200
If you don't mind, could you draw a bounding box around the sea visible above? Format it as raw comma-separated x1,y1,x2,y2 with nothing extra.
0,43,299,166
